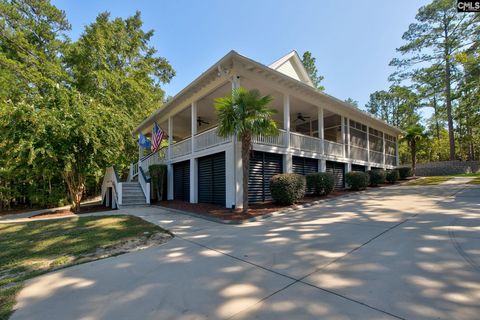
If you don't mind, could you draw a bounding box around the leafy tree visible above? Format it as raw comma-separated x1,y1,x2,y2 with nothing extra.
455,46,480,160
390,0,480,160
412,65,446,140
215,88,279,212
0,2,175,211
301,51,325,90
66,11,175,170
402,125,426,176
344,98,359,108
365,86,419,129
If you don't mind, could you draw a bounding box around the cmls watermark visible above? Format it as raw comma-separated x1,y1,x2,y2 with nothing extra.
457,0,480,12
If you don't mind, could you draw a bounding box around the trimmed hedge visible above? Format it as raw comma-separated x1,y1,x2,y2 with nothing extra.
306,172,335,196
398,167,412,179
367,170,386,187
270,173,306,205
386,169,400,184
345,172,369,191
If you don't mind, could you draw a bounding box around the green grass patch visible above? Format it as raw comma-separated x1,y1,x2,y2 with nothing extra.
406,176,452,185
448,172,480,177
468,176,480,184
0,215,169,319
0,285,22,320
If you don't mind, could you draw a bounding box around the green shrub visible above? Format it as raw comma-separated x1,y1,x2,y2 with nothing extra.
398,167,412,179
345,172,369,191
149,164,167,201
367,170,386,186
270,173,306,205
306,172,335,196
386,169,400,183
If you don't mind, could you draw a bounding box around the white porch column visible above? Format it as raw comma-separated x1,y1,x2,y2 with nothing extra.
284,94,290,148
318,106,324,155
167,164,173,200
346,118,351,159
189,102,198,204
167,116,174,200
189,158,197,203
283,94,292,173
234,141,243,209
382,132,386,168
232,74,243,209
346,162,352,173
341,116,346,158
167,116,173,160
366,126,370,163
191,102,197,153
225,147,235,208
395,138,399,166
319,159,326,172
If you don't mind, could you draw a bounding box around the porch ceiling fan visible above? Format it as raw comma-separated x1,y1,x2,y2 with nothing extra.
197,116,210,127
294,113,311,123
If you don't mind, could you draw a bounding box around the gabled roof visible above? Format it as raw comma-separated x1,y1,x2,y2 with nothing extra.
134,50,403,136
269,50,314,87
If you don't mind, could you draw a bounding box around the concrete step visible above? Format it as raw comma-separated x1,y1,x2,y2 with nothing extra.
123,196,146,202
122,186,143,190
121,202,147,206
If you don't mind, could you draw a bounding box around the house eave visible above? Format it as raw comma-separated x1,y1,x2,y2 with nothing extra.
133,50,237,135
134,50,403,137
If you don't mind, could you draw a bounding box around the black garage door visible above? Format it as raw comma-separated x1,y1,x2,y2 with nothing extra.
173,160,190,201
292,156,318,175
326,161,345,189
351,164,366,172
249,151,283,203
198,152,226,206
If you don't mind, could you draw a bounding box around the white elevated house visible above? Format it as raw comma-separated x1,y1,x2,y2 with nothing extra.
102,50,401,209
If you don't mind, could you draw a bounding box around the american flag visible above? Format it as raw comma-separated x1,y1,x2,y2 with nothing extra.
151,122,164,153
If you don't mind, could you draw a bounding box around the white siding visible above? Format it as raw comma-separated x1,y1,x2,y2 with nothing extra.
275,60,303,82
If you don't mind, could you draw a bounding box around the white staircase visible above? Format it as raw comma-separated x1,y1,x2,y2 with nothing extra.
102,166,150,209
121,182,148,206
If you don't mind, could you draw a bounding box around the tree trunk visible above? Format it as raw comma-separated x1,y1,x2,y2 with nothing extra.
433,96,440,140
444,22,455,160
241,133,252,213
63,170,85,213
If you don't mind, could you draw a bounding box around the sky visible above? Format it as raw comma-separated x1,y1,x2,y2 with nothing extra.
53,0,431,110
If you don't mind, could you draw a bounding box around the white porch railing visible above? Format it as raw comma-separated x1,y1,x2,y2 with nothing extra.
140,150,165,173
324,140,344,158
369,150,383,164
172,138,192,159
253,129,286,147
195,127,231,152
350,145,368,161
138,167,151,204
290,132,322,153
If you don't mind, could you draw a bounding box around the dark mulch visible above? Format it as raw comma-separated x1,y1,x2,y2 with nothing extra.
155,189,352,221
30,204,114,219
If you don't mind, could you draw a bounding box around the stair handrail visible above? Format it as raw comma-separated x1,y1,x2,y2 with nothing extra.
112,165,122,206
138,166,151,204
101,166,122,208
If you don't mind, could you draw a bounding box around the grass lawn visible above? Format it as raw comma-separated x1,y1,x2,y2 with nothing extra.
405,176,452,185
0,215,170,320
468,176,480,184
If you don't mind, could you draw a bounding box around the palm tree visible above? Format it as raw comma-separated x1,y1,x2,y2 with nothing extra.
402,125,425,177
215,87,279,212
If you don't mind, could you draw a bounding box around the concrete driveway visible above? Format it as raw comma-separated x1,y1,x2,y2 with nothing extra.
12,181,480,320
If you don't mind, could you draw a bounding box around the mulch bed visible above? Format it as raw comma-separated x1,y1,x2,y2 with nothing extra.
155,189,353,222
29,204,114,219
